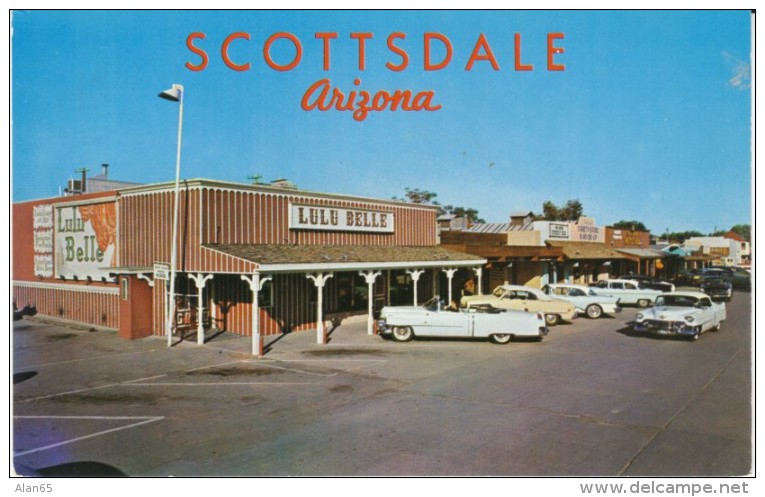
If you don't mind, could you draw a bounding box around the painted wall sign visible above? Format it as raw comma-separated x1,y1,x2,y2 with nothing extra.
549,223,569,239
55,202,117,279
289,203,394,233
34,205,54,229
33,205,54,277
574,224,602,242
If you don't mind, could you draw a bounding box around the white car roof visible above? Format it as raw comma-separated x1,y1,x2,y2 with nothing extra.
548,283,589,290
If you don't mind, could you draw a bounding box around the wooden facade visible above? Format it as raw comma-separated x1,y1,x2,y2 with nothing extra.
14,179,483,350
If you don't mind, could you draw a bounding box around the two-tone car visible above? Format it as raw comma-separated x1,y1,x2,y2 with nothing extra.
460,284,577,326
628,291,726,341
543,284,621,319
590,279,662,307
378,296,549,344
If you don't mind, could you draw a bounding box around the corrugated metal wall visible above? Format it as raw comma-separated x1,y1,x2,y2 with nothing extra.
13,282,120,330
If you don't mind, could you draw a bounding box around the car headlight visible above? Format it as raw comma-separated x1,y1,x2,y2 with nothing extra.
636,313,644,321
684,316,694,323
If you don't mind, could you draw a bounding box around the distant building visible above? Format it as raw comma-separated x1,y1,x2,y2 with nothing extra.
63,164,141,195
683,234,750,266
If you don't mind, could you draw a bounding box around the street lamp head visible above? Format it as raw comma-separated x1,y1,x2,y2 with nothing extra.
158,84,184,103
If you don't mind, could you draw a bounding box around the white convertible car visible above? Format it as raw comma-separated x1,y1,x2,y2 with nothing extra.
544,284,621,319
378,297,549,344
629,292,726,341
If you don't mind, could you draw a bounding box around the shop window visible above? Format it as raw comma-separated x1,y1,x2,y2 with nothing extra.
258,283,273,309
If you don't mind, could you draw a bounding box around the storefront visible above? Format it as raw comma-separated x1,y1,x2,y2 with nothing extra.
13,179,485,355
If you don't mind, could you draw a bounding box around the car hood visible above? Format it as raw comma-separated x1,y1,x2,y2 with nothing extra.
642,306,699,320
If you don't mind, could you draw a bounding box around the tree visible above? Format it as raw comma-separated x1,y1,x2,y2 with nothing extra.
394,188,485,223
539,198,584,221
665,230,704,243
612,220,648,231
398,187,438,204
729,224,751,241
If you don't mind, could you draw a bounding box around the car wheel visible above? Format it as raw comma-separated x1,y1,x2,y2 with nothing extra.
544,313,559,326
490,333,512,344
585,304,603,319
637,299,650,308
391,326,414,342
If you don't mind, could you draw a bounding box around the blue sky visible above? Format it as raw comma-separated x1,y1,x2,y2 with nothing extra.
11,10,752,234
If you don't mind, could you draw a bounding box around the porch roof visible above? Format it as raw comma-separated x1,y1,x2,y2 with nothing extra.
202,244,486,273
545,241,629,260
616,248,667,259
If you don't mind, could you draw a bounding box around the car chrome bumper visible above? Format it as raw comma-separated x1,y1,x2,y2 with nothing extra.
629,320,696,336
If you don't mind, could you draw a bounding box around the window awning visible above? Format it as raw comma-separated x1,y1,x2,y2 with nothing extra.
202,244,486,273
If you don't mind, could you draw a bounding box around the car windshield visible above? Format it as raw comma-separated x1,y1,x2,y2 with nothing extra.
655,295,699,307
422,297,443,311
492,287,505,298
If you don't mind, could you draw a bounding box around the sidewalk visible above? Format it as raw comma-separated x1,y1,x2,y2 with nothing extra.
168,314,380,358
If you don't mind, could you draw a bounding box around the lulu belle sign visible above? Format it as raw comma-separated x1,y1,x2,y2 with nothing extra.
55,202,117,279
289,203,394,233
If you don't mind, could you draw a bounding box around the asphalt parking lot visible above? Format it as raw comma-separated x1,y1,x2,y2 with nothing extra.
12,291,753,477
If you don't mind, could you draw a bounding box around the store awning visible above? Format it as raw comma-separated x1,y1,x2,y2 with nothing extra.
202,244,486,273
545,241,629,260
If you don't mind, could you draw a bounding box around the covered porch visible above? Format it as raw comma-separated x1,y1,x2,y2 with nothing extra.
171,244,486,356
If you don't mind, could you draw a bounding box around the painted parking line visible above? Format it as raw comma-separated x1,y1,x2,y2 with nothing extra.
15,349,162,370
16,357,386,404
13,415,164,457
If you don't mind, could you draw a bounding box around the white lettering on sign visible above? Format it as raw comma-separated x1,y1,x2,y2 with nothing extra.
289,203,394,233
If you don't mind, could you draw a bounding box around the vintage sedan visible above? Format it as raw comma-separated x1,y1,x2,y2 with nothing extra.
628,292,726,341
543,284,621,319
378,297,549,344
590,279,662,307
620,274,675,293
460,284,577,326
700,271,733,301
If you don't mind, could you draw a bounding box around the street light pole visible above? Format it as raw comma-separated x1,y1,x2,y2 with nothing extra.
159,84,184,348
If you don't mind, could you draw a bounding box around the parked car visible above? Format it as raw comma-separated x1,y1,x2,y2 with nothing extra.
590,279,662,307
674,269,703,287
619,274,675,292
700,270,734,301
460,284,577,326
543,284,621,319
704,266,752,290
378,296,549,343
728,266,751,290
628,291,726,341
